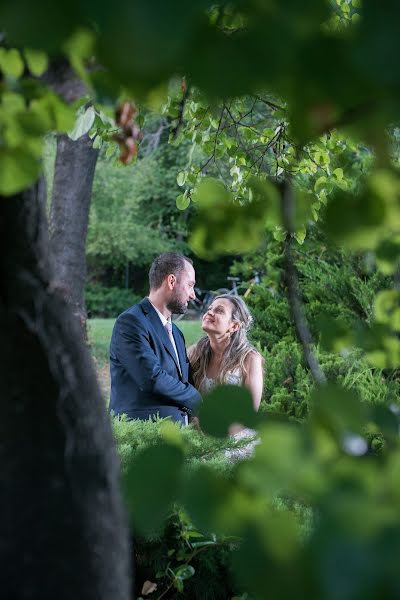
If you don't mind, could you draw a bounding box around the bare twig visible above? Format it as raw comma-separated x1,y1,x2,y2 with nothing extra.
255,95,286,113
140,118,169,157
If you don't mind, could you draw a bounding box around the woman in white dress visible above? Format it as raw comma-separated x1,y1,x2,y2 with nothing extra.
188,295,263,455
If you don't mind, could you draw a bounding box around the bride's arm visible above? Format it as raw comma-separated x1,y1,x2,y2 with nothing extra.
244,352,264,411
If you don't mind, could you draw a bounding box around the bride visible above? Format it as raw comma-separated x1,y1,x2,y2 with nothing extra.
188,295,263,450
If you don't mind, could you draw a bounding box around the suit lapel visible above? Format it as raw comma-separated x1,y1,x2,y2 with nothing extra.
172,323,188,382
140,298,182,376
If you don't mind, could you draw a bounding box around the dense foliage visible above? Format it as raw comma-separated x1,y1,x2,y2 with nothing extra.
85,284,140,318
87,138,191,277
234,229,400,429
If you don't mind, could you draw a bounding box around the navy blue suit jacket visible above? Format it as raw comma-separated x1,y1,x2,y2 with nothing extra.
109,297,202,424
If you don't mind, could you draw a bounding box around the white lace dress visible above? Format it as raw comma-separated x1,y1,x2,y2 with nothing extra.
200,370,259,462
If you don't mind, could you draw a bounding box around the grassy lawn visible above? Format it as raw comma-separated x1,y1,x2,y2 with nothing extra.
88,318,203,368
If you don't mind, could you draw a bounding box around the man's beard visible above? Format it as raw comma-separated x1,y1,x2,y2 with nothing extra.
167,292,187,315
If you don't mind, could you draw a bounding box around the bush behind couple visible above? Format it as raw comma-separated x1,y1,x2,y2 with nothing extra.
109,252,263,427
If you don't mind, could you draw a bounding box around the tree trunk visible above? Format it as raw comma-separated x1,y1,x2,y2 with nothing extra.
50,133,99,324
0,183,131,599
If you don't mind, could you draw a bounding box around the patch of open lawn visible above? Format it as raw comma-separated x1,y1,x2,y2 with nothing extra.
174,319,204,347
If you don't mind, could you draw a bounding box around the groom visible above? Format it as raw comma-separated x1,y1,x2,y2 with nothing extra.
109,252,202,424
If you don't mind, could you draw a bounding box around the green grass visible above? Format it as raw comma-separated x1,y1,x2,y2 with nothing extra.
175,319,204,347
88,318,203,368
88,319,114,366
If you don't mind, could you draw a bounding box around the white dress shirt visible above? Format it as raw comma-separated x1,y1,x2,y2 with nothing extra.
148,300,182,375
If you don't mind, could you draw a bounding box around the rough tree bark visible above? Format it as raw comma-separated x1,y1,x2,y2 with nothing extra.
0,183,131,599
49,133,99,323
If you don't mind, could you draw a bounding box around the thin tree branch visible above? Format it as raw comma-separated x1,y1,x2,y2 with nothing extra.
255,95,286,113
140,118,169,157
154,544,221,600
281,180,327,386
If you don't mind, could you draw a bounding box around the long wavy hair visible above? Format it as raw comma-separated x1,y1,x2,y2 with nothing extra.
188,295,260,389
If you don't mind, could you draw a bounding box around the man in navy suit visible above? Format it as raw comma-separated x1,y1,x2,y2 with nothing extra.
109,252,202,424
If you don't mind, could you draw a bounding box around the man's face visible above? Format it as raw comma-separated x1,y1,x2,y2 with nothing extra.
167,261,196,314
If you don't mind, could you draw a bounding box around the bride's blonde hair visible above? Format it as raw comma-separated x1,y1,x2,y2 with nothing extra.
188,295,260,389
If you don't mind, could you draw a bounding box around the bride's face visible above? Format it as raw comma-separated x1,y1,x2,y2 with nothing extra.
202,298,239,336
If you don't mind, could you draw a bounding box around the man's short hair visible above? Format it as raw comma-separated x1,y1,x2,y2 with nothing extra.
149,252,193,290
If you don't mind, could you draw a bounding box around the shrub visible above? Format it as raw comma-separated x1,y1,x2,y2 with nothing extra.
261,341,311,420
261,341,400,430
113,416,253,476
112,417,258,599
85,283,140,318
241,227,390,351
134,510,240,600
235,227,398,431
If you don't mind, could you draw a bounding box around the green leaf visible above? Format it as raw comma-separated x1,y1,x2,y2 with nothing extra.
92,135,102,149
105,144,117,158
122,442,184,534
370,405,399,440
189,177,274,259
294,227,306,244
64,28,96,83
354,321,400,368
318,315,354,352
314,176,327,193
231,521,299,598
369,169,400,228
310,384,368,436
333,167,344,180
183,466,251,534
176,171,187,186
174,565,195,581
176,193,190,210
0,147,40,195
24,49,48,76
69,106,96,141
1,92,26,114
174,578,184,592
325,185,386,250
375,236,400,274
239,423,316,495
43,94,75,132
273,226,286,242
0,48,24,78
16,97,54,138
365,338,400,368
374,290,400,330
199,384,258,438
249,177,280,227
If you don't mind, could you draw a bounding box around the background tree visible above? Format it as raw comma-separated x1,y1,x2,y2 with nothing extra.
86,134,191,286
50,132,98,323
41,60,99,323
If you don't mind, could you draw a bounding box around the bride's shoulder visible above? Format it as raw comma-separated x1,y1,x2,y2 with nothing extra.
245,349,263,367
